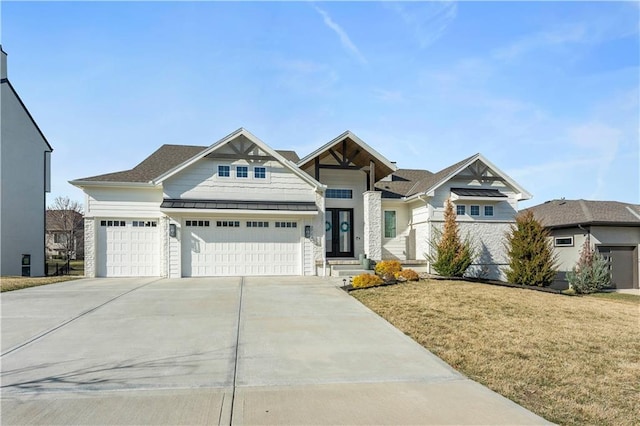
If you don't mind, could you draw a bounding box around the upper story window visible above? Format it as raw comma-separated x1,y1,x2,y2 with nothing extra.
254,167,266,179
484,206,494,216
236,166,248,178
470,205,480,216
456,205,466,215
326,189,353,199
218,165,230,177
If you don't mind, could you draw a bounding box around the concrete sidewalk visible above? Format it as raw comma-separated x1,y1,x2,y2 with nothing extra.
1,277,550,425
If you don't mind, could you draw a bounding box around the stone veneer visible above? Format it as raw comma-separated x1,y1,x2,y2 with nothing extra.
84,218,96,278
363,191,382,260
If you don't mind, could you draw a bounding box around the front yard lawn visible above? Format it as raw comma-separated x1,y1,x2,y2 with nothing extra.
1,276,81,292
352,279,639,426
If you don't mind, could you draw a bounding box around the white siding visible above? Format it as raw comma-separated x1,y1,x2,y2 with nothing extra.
163,158,315,202
0,82,51,276
85,187,163,218
381,202,410,260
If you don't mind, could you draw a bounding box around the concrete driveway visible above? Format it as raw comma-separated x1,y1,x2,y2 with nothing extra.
1,277,549,425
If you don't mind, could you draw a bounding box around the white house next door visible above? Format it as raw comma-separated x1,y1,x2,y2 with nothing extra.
97,219,161,277
181,218,301,276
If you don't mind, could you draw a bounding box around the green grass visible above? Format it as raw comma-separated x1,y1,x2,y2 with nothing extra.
353,279,640,426
1,275,81,292
587,291,640,304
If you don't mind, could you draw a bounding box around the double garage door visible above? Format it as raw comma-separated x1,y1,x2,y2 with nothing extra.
96,218,302,277
181,219,301,276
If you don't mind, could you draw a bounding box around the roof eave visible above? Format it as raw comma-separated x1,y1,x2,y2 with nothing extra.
69,180,157,189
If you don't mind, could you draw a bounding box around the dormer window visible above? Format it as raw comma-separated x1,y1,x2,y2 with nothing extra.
236,166,248,178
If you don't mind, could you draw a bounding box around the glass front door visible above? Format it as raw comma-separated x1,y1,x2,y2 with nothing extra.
325,208,354,257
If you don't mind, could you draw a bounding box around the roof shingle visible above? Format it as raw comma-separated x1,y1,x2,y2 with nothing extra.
525,199,640,228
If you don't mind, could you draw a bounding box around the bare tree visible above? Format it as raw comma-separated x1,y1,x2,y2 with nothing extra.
47,196,84,260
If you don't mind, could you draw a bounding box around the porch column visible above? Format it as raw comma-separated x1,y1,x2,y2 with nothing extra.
363,191,382,261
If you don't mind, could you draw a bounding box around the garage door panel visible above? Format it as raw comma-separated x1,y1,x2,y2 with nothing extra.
97,220,160,277
182,220,301,277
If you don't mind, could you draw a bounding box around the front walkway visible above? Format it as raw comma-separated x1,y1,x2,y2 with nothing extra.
1,277,549,425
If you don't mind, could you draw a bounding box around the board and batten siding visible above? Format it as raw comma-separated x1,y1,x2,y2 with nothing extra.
163,158,315,202
430,180,518,222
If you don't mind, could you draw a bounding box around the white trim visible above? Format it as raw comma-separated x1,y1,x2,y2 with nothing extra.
554,236,574,247
153,128,326,192
70,180,155,189
297,130,397,174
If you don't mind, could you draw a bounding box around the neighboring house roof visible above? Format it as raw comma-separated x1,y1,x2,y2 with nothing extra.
525,199,640,228
46,210,84,231
1,77,53,152
277,150,300,163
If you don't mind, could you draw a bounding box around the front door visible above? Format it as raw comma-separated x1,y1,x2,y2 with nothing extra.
325,208,354,258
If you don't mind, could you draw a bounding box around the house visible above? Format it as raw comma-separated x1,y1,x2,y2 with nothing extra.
70,128,531,279
0,46,53,277
46,210,84,260
525,200,640,290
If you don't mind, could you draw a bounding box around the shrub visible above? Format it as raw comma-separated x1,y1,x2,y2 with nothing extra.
427,199,475,277
567,239,611,294
396,269,419,281
352,273,384,289
504,210,558,287
374,260,402,277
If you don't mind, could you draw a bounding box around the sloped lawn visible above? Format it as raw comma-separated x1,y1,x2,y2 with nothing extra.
1,276,81,292
352,279,640,426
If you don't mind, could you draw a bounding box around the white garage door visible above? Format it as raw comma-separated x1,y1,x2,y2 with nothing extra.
97,219,161,277
182,219,301,276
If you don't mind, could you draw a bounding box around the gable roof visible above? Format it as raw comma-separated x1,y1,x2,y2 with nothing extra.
1,78,53,152
297,130,397,182
524,199,640,228
375,169,433,199
153,128,324,190
404,153,532,201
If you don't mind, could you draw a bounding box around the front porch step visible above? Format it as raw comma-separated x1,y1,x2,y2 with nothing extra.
332,268,369,277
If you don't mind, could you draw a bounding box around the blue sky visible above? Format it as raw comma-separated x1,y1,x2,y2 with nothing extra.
2,1,638,208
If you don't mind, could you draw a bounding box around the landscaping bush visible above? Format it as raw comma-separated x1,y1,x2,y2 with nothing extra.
374,260,402,277
427,199,475,277
396,269,420,281
567,239,611,294
352,273,384,289
504,210,558,287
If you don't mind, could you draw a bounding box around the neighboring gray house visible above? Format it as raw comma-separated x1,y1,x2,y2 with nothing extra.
0,46,53,277
526,199,640,290
71,128,531,279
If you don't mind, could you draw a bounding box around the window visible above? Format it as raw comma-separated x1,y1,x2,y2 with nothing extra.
216,220,240,227
236,166,248,178
275,221,297,228
470,205,480,216
185,220,210,227
247,221,269,228
133,221,157,227
555,237,574,247
54,233,64,243
326,189,353,199
218,165,230,177
456,205,466,215
384,211,396,238
254,167,266,179
484,206,494,217
100,220,126,227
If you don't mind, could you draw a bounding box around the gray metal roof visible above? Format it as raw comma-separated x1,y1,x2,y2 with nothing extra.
451,188,507,198
161,199,317,211
524,199,640,228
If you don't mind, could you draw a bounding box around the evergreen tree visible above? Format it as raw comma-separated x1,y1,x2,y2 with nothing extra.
428,199,474,277
504,210,558,286
567,238,611,294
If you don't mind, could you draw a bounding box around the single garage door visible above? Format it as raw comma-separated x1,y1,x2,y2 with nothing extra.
182,219,301,276
598,246,638,289
97,219,161,277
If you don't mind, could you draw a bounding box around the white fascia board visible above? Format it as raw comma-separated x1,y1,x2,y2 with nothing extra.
160,208,319,216
476,154,533,201
69,180,156,189
153,128,326,191
297,130,397,173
